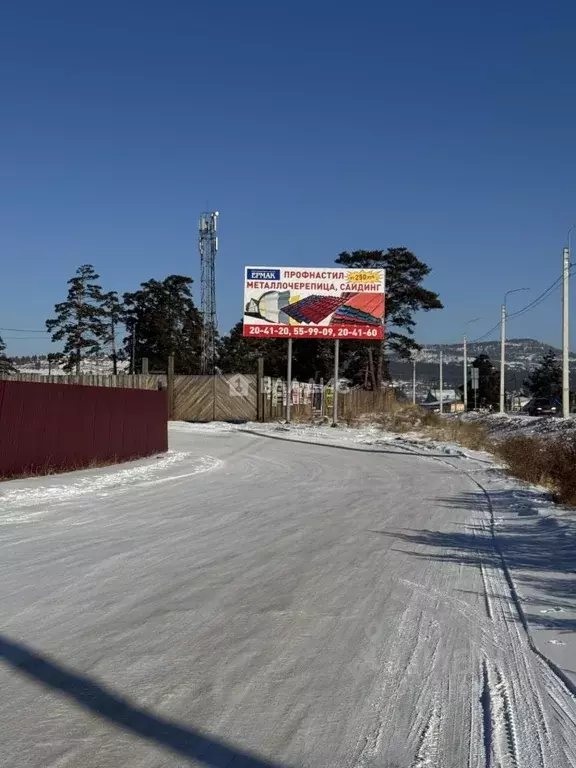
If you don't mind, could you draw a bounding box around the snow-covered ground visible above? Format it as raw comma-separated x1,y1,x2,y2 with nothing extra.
0,421,574,767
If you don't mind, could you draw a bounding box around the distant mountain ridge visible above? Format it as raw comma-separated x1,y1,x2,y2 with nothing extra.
388,337,576,392
393,338,575,371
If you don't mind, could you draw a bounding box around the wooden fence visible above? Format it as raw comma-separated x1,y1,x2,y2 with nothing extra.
173,375,257,422
2,371,394,423
2,372,258,422
264,380,394,422
5,373,159,389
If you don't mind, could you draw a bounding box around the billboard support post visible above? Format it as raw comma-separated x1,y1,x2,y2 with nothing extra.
333,339,340,426
286,338,293,423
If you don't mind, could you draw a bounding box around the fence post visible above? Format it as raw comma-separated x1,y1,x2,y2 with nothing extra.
142,357,149,375
167,355,175,420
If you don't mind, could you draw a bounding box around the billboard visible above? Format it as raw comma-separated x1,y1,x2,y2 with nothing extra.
243,266,385,339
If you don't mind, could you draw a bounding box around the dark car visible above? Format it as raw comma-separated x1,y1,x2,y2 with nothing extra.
525,397,562,416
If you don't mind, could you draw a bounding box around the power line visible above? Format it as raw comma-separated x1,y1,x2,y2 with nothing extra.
507,275,564,320
469,321,503,344
0,327,49,334
468,269,573,344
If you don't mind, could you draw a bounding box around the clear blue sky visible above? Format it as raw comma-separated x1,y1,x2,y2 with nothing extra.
2,0,576,356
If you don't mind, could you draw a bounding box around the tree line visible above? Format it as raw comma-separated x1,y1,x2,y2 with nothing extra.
463,350,563,408
2,247,444,382
40,265,203,375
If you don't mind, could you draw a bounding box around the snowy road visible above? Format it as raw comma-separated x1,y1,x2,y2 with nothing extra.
0,426,575,767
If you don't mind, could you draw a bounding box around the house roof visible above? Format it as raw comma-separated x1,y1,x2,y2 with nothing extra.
426,389,457,403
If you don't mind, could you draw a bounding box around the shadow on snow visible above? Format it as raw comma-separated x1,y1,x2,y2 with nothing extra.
372,487,576,634
0,634,287,767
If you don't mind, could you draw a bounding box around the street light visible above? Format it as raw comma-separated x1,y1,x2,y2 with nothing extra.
500,288,530,413
463,317,481,411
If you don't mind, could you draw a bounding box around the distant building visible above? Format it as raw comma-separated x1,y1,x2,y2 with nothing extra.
511,395,530,412
422,389,464,413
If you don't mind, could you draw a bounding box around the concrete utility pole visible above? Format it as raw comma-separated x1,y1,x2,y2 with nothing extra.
499,288,529,413
412,356,417,405
439,349,443,414
562,224,574,418
462,318,481,412
499,303,506,413
562,243,571,417
463,335,468,411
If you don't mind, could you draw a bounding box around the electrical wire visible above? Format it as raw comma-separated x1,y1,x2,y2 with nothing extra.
0,327,49,333
506,276,563,320
468,320,503,344
468,268,574,343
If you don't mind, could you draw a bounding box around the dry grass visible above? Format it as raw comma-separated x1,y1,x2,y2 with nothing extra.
364,404,492,451
494,436,576,505
374,404,576,506
349,403,441,432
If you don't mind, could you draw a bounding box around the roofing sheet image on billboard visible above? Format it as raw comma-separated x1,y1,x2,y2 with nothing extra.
243,267,385,339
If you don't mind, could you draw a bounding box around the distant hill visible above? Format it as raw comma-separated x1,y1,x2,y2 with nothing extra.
389,338,574,393
399,338,575,370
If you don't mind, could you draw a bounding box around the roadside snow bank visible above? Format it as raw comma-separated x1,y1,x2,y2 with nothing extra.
0,451,222,515
450,411,576,442
170,420,482,460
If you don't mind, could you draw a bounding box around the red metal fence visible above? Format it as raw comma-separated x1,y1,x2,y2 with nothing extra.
0,380,168,478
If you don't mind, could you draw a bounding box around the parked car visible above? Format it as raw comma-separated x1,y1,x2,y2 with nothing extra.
524,397,562,416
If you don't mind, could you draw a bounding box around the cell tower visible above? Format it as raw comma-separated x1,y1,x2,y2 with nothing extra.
198,211,218,374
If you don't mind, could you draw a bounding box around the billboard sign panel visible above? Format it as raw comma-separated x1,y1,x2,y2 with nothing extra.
243,266,385,339
471,367,479,390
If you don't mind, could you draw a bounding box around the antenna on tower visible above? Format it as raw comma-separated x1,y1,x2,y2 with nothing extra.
199,211,218,374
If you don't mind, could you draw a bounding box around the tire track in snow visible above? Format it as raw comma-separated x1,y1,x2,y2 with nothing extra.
411,702,442,768
387,439,576,767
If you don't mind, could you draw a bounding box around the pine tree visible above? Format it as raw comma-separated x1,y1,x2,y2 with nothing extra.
334,248,442,387
47,352,64,374
0,334,15,374
100,291,124,374
46,264,107,374
468,354,499,409
525,350,562,399
122,275,202,374
218,321,335,380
